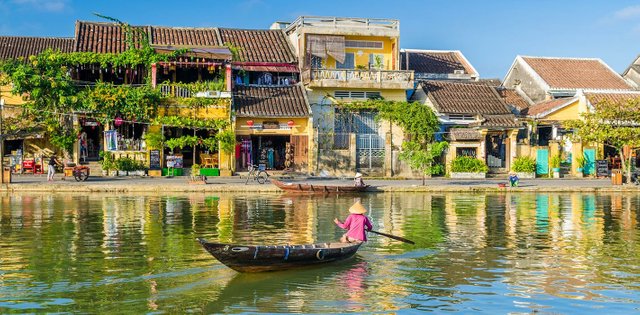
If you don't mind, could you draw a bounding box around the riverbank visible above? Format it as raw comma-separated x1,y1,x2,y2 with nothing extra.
1,174,639,193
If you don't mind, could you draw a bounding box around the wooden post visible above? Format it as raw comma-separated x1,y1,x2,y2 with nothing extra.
225,64,232,91
151,63,157,88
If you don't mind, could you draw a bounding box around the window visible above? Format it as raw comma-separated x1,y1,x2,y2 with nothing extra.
345,40,383,49
456,147,477,158
369,54,384,69
334,91,381,99
449,114,475,121
311,55,323,69
336,53,355,69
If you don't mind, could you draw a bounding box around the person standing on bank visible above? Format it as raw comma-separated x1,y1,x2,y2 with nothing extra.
334,201,373,243
47,155,57,181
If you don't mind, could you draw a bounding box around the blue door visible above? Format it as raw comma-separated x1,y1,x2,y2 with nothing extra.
536,149,549,175
583,149,596,175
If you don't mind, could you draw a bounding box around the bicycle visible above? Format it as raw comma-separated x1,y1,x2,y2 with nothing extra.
245,164,269,185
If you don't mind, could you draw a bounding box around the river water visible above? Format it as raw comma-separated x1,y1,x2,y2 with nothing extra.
1,192,639,314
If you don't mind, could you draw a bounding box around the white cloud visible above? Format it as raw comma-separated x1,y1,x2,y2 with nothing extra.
11,0,67,12
613,5,640,20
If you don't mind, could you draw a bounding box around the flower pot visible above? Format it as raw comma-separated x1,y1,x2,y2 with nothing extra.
450,172,487,179
552,167,561,172
576,167,583,173
515,172,535,179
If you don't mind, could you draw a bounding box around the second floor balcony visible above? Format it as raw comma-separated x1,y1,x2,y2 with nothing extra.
302,68,414,90
157,81,231,99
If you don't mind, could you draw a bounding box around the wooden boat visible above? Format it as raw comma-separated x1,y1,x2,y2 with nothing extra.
271,179,370,193
197,238,362,273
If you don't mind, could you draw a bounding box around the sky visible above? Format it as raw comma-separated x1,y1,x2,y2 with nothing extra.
1,0,640,79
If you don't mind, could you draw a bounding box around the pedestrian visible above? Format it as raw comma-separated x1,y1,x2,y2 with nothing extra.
47,155,57,181
353,172,366,187
508,171,519,187
334,200,373,243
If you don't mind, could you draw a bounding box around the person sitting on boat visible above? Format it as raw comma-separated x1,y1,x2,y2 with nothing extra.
334,201,373,243
354,172,365,187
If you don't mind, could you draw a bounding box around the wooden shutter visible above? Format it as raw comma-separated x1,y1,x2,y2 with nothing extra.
290,135,308,171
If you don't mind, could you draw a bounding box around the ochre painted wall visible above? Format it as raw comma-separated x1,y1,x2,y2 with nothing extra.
543,99,583,121
315,35,397,70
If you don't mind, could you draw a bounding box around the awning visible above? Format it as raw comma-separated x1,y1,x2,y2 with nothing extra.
306,35,345,64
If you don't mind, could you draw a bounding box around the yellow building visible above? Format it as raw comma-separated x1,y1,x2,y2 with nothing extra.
275,16,414,176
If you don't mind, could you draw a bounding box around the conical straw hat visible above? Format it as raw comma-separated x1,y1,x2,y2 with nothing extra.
349,201,367,214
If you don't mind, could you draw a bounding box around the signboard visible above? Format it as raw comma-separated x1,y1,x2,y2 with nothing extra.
84,121,99,127
596,160,609,177
149,150,161,170
166,155,183,169
262,121,279,129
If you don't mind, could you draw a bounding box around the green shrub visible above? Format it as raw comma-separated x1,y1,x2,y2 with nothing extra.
115,157,136,172
512,156,536,173
575,155,586,168
550,155,562,169
99,151,116,172
450,156,488,173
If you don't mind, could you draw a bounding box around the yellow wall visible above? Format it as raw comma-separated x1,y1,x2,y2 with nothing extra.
314,35,398,70
158,99,230,120
543,99,583,121
307,87,407,104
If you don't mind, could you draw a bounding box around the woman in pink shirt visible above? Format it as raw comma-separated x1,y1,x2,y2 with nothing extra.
334,201,373,243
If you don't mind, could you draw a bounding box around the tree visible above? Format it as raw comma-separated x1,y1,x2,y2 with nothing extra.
566,97,640,184
377,100,446,185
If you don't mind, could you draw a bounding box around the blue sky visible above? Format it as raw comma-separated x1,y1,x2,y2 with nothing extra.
1,0,639,78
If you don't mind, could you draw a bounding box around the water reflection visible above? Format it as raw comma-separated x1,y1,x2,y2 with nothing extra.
0,192,639,313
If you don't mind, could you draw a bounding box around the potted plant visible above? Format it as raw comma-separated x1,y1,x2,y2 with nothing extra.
449,156,489,179
99,151,116,176
512,156,536,178
189,164,206,184
575,155,586,177
550,155,562,178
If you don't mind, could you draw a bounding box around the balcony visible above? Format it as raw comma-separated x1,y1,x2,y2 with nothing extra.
303,69,414,89
286,16,400,37
158,83,231,99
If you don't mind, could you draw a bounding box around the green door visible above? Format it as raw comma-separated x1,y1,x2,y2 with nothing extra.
583,149,596,175
536,149,549,175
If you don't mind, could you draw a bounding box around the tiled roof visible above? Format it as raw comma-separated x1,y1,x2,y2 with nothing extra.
584,92,640,106
521,56,632,90
526,98,576,117
496,88,530,111
219,28,297,63
446,128,482,141
233,84,309,117
474,114,521,128
421,80,512,115
401,50,476,75
0,36,74,60
150,27,221,46
75,21,150,53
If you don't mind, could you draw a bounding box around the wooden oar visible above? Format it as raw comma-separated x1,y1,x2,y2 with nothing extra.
368,230,415,245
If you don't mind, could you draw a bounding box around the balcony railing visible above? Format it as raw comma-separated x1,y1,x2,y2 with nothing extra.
306,69,414,84
287,16,399,32
158,84,230,98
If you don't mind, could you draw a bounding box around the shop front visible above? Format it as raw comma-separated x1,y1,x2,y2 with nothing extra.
235,117,310,173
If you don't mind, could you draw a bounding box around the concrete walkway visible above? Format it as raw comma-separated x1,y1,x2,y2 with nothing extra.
1,173,637,193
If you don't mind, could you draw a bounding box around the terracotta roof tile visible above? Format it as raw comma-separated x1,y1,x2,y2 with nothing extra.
401,50,476,75
496,88,530,111
526,98,576,117
219,28,296,63
522,57,632,90
446,128,482,141
150,27,221,46
0,36,74,60
233,84,309,117
75,21,150,53
584,92,640,106
474,114,521,128
421,80,511,115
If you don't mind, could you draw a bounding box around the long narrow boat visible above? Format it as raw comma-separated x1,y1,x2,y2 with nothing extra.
197,238,362,272
271,179,370,193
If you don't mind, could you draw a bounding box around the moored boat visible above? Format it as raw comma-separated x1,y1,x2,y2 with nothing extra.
197,238,362,272
271,179,370,193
